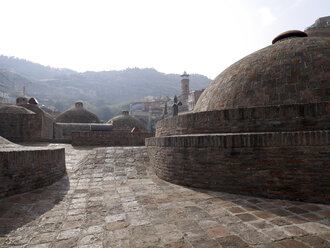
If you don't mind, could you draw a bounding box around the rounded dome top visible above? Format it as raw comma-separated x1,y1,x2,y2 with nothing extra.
107,110,148,132
194,37,330,112
0,105,35,114
56,101,101,123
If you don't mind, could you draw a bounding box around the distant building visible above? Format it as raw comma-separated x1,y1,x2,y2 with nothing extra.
180,71,190,101
188,89,204,111
305,16,330,37
130,71,204,131
130,97,168,132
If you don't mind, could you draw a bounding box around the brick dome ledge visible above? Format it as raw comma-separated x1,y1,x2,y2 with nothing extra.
155,102,329,137
146,130,330,204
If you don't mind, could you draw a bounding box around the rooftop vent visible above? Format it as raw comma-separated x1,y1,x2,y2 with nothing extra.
272,30,307,44
75,101,83,108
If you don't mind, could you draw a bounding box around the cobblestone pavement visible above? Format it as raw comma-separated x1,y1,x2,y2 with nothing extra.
1,145,330,248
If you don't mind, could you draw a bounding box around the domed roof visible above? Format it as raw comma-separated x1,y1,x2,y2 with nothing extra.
56,101,101,123
194,36,330,112
108,110,148,132
21,104,54,120
0,105,35,114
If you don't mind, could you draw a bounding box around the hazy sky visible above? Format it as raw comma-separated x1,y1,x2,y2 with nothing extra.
0,0,329,79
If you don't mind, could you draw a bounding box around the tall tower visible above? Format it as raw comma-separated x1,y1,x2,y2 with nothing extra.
181,71,189,101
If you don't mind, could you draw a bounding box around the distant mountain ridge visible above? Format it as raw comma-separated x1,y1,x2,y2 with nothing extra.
0,55,76,80
0,55,211,120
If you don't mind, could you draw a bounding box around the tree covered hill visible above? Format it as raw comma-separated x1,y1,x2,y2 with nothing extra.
0,55,211,120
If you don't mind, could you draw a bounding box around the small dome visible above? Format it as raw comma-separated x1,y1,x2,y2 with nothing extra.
194,36,330,112
28,98,39,105
56,101,101,123
108,110,148,132
0,105,35,114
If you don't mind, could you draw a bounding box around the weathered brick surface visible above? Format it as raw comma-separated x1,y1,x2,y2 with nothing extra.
0,148,66,198
0,113,41,142
0,106,54,142
194,37,330,112
156,102,330,137
22,104,54,140
54,123,92,140
72,131,153,146
146,130,330,204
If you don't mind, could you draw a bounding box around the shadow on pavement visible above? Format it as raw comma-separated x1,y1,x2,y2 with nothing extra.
0,174,70,236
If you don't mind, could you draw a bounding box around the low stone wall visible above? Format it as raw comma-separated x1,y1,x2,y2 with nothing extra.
0,148,66,198
146,130,330,204
72,131,154,146
156,102,330,137
54,123,113,140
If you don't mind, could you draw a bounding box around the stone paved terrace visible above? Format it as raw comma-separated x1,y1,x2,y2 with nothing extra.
0,144,330,248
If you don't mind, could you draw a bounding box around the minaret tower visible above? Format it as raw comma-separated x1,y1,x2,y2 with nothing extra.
181,71,189,101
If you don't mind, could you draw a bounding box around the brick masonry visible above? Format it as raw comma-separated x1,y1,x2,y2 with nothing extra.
146,130,330,204
0,148,66,198
0,106,54,142
156,102,330,137
194,37,330,112
72,131,154,146
0,113,42,142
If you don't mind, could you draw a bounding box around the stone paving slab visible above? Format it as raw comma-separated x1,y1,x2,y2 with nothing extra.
0,145,330,247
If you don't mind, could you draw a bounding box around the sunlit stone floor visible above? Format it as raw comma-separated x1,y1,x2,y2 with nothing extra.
0,144,329,248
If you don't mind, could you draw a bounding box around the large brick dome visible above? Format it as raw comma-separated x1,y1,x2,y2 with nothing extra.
194,36,330,112
147,21,330,205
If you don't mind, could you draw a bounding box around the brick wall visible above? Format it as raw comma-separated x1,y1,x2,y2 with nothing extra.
54,123,114,140
146,130,330,204
0,148,66,198
54,123,91,140
72,131,154,146
41,112,54,140
22,104,54,140
156,102,330,137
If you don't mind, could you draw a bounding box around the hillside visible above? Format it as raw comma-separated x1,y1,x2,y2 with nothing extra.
0,55,212,120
